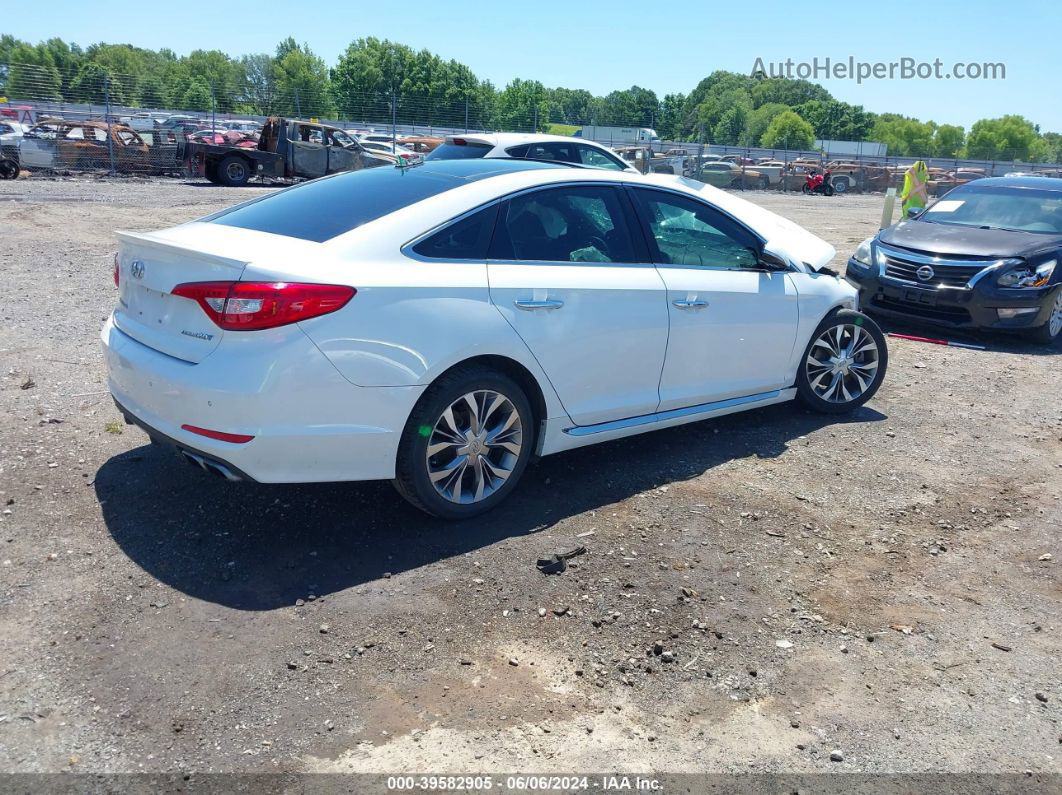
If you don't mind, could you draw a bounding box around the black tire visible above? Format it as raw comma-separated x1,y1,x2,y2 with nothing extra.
216,155,250,187
1025,288,1062,345
801,184,812,195
0,159,17,180
204,161,220,184
758,174,770,190
796,309,888,414
393,365,535,519
823,184,835,197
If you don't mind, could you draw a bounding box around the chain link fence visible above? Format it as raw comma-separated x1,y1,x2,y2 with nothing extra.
2,60,1061,190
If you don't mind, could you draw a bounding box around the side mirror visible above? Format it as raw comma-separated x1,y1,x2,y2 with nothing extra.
759,246,791,271
906,206,921,219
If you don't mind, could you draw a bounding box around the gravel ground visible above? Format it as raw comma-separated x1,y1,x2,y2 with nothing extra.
0,176,1060,782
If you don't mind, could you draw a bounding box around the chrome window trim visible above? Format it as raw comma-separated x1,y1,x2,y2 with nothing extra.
401,179,780,273
623,183,787,273
402,180,646,267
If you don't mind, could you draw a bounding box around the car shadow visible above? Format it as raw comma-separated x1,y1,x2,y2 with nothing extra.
96,402,886,611
178,181,283,189
870,314,1061,356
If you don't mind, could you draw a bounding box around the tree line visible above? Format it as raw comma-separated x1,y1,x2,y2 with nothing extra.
1,34,1059,163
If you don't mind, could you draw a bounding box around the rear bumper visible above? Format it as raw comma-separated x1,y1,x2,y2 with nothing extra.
101,315,424,483
846,259,1058,330
114,397,256,482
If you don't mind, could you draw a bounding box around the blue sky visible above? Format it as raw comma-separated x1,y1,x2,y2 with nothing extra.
5,0,1061,131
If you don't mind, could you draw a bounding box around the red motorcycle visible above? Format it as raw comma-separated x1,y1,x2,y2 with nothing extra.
802,170,835,196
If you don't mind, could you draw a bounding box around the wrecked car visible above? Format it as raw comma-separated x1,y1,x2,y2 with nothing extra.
18,120,179,174
695,161,770,190
184,116,392,186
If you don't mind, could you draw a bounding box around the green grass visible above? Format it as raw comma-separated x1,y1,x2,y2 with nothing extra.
104,421,123,435
546,123,581,137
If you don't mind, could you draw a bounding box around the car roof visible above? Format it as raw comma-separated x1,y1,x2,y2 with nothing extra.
964,176,1062,191
448,132,604,147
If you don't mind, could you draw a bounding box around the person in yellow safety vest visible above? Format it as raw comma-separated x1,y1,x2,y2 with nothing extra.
899,160,929,219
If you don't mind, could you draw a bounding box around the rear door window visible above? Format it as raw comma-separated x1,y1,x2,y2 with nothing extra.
491,185,636,263
525,142,578,163
412,205,498,260
577,145,626,170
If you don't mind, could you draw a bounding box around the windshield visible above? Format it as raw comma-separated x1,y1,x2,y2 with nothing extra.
921,186,1062,234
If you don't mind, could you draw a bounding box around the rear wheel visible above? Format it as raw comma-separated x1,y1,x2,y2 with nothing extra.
823,183,835,197
217,155,250,187
758,174,770,190
393,366,535,519
796,310,888,413
0,158,17,180
1026,289,1062,344
801,183,812,195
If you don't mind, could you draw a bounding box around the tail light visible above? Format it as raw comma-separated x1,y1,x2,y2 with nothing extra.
113,254,120,287
171,281,355,331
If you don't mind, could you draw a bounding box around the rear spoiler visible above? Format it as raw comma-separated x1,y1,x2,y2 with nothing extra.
115,230,250,271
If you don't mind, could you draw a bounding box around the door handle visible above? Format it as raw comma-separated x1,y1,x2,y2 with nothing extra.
514,299,564,311
672,299,708,310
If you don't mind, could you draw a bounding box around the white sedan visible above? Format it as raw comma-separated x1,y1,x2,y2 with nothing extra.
102,159,887,518
426,133,638,173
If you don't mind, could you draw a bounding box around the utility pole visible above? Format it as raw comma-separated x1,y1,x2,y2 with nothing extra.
104,74,116,176
210,83,216,133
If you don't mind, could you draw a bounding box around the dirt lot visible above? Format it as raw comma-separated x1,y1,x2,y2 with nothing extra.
1,177,1060,785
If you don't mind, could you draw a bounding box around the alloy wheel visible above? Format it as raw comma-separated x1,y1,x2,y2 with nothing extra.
1049,292,1062,338
805,323,881,403
425,390,523,504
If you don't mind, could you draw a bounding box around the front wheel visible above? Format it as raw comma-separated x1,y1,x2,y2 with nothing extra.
796,310,888,414
393,366,535,519
801,184,812,195
1026,289,1062,344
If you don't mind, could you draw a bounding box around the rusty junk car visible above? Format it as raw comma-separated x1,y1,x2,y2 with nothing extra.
184,116,393,186
17,119,179,174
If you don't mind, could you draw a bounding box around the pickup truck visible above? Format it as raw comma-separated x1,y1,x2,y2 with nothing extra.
184,116,393,186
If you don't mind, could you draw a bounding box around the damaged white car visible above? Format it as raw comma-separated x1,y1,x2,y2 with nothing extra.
103,159,887,518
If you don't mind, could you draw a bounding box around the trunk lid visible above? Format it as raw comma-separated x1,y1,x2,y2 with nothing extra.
113,226,251,363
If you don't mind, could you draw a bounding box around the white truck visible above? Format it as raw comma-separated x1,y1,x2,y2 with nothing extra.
575,126,659,145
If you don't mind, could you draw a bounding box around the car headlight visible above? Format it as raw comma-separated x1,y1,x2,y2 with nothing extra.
851,237,874,268
997,259,1055,288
